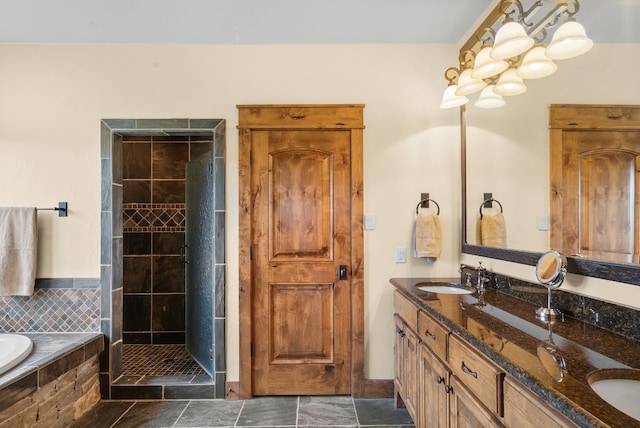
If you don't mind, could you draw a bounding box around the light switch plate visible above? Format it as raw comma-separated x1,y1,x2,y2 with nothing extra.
364,214,376,230
537,214,549,231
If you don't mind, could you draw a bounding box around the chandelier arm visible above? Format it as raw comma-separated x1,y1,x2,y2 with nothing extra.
525,4,569,38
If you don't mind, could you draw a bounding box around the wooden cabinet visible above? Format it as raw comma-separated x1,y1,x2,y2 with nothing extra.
419,342,450,428
503,376,579,428
394,314,419,422
394,292,506,428
448,334,504,417
449,375,504,428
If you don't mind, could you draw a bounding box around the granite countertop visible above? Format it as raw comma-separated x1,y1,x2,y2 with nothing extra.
390,277,640,428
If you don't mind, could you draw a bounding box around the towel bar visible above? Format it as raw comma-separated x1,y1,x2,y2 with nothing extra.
36,202,68,217
479,198,502,219
416,198,440,216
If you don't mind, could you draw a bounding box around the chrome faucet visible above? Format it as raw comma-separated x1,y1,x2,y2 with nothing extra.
476,261,489,294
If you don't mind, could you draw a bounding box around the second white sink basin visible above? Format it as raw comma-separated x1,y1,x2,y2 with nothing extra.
416,284,473,295
588,370,640,422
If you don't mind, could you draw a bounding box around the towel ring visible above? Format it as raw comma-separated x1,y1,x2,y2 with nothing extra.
416,198,440,216
479,198,503,219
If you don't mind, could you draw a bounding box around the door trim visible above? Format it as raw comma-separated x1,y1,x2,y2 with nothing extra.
237,104,365,398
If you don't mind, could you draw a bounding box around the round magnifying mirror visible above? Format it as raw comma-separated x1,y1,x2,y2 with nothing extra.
537,342,567,382
536,251,567,290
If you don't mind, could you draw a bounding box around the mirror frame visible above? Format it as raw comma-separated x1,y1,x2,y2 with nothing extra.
460,106,640,286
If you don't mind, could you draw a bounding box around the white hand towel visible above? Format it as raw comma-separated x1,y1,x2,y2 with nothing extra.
414,212,442,259
0,207,38,296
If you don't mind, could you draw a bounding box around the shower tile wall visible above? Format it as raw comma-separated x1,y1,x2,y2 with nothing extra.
122,136,211,345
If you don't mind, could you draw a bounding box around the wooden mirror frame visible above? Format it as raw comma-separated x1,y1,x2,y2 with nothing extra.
460,106,640,286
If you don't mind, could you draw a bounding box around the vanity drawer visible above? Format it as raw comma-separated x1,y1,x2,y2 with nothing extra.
394,291,418,333
449,334,505,416
417,310,448,362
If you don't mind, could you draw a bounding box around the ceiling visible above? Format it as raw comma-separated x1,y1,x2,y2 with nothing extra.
0,0,638,45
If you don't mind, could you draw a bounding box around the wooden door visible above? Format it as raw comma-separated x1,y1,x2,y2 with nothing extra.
550,105,640,264
238,104,365,399
251,129,352,395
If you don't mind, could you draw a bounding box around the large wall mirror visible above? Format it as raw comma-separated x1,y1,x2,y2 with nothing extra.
459,0,640,285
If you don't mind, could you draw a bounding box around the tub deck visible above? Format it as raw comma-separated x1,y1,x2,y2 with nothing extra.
0,332,103,412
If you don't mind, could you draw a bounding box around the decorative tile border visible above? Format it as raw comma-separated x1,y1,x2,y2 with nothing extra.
0,287,100,332
123,203,186,232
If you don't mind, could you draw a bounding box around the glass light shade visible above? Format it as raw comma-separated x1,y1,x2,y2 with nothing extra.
545,20,593,60
472,46,509,79
517,46,557,79
439,85,469,109
474,85,506,109
494,68,527,96
491,21,535,60
455,69,487,96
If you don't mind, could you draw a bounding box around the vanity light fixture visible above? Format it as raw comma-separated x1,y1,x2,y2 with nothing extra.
494,67,527,96
439,0,591,110
439,67,470,109
455,51,488,96
471,29,510,79
546,16,593,59
490,2,535,60
474,85,506,109
517,45,558,79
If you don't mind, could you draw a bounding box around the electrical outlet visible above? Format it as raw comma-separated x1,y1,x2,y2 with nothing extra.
395,247,406,263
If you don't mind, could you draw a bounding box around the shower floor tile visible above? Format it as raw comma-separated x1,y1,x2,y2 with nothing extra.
122,344,206,377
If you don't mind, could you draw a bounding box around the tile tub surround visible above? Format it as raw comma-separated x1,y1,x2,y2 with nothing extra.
71,396,415,427
390,277,640,428
0,278,100,333
0,333,103,427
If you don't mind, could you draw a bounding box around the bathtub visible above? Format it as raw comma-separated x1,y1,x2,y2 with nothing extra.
0,333,33,376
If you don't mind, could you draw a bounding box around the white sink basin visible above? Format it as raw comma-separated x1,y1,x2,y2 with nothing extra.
588,370,640,422
416,284,473,295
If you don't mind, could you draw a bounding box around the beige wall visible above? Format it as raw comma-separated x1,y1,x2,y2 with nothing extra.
1,43,639,382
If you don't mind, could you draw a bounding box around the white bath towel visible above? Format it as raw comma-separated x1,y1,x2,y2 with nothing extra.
414,212,442,259
0,207,38,296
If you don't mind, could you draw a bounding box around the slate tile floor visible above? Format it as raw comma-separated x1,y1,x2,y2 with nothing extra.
72,396,415,427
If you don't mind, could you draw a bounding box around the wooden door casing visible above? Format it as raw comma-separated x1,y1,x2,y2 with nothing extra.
237,104,365,399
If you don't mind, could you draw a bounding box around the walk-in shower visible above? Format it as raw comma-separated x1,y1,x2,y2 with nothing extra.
101,119,226,399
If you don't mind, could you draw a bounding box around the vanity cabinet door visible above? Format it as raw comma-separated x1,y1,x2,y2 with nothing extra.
449,334,505,417
419,342,450,428
393,314,419,423
503,376,579,428
450,375,505,428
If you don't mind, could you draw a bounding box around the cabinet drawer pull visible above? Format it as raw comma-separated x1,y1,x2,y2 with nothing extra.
444,385,452,394
461,361,478,379
396,328,406,337
436,375,445,384
424,329,436,340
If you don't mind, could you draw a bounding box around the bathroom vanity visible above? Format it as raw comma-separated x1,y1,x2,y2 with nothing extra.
391,277,640,428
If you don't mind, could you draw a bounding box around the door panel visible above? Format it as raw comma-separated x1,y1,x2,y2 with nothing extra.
252,130,351,395
562,130,640,263
185,152,214,376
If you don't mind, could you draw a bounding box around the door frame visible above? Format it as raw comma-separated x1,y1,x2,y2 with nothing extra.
237,104,365,398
